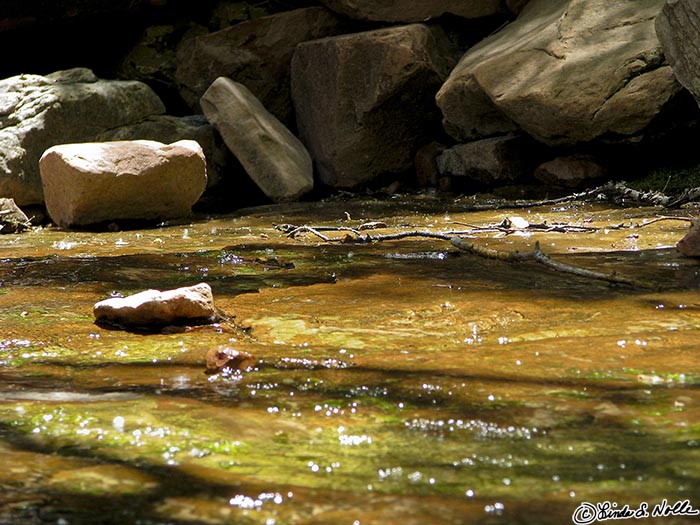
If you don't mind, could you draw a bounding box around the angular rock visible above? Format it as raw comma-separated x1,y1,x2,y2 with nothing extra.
436,0,681,146
0,68,165,206
317,0,504,23
292,24,455,189
655,0,700,107
677,219,700,257
94,283,218,329
201,77,313,203
534,155,606,188
436,134,533,186
175,7,347,125
39,140,206,228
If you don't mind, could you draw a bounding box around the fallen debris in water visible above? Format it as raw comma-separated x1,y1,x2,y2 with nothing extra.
93,282,221,331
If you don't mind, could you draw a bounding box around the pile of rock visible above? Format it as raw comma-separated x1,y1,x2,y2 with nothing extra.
0,0,699,228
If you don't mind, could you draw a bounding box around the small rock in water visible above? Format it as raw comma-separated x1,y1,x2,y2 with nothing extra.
205,346,257,374
93,282,218,330
676,219,700,257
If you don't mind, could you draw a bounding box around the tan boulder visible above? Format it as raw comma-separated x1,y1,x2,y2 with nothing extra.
436,134,534,186
291,24,455,189
436,0,681,145
39,140,206,228
94,283,217,329
317,0,505,22
201,77,313,203
677,219,700,257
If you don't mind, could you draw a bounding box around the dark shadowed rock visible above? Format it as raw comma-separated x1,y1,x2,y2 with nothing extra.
436,0,680,146
414,142,447,188
201,77,313,203
436,134,534,186
677,219,700,257
292,24,456,189
655,0,700,107
175,7,347,126
317,0,504,23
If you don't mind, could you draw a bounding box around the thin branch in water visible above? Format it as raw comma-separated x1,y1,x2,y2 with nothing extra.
450,237,655,289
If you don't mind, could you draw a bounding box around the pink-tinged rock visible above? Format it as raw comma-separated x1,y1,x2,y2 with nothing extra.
39,140,207,228
94,283,217,328
677,220,700,257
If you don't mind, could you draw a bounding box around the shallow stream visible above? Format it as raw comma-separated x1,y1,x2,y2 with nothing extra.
1,195,700,524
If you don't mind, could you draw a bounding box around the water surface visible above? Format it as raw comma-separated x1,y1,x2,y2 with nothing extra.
1,195,699,524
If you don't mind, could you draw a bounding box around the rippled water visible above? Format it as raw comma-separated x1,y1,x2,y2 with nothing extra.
1,195,699,524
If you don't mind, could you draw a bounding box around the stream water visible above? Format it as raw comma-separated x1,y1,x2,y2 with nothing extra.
1,194,699,525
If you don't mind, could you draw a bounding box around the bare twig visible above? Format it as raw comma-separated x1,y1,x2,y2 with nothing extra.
449,237,655,289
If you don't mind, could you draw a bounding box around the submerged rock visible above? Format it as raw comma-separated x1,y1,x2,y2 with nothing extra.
0,197,31,233
39,139,207,228
291,23,454,189
94,282,218,330
205,346,257,375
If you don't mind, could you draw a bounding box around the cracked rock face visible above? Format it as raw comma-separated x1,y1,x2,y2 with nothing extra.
436,0,680,146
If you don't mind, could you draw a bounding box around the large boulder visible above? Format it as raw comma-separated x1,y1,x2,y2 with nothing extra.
291,24,455,189
201,77,313,203
436,0,681,146
39,139,206,228
0,68,165,206
317,0,506,23
175,7,347,126
655,0,700,107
